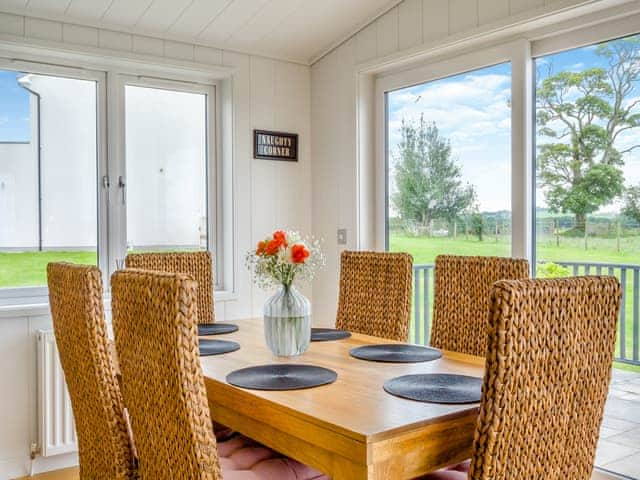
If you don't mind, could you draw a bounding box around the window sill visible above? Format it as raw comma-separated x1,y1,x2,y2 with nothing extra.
0,302,51,318
0,289,239,318
214,289,238,302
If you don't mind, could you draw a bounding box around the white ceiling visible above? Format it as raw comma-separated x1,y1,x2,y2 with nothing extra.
0,0,400,64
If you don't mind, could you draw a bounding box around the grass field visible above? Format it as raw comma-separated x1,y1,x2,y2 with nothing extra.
390,233,640,372
391,234,640,265
0,251,96,288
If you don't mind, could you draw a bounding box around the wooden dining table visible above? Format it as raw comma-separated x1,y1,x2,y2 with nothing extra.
197,319,485,480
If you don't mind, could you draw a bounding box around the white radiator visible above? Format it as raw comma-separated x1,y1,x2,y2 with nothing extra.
37,330,78,457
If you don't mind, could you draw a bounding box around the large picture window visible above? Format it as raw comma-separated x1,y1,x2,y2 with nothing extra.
386,62,512,263
533,34,640,478
379,26,640,479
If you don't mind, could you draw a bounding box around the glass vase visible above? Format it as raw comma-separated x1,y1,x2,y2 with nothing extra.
263,285,311,356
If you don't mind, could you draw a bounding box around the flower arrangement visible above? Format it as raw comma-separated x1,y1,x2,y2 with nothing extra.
246,230,324,290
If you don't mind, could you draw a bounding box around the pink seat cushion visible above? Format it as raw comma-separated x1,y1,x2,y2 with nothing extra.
417,460,470,480
219,435,329,480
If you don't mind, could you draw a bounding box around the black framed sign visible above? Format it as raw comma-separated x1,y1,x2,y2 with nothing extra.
253,130,298,161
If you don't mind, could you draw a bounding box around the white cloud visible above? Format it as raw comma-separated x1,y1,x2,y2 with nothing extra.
388,71,512,212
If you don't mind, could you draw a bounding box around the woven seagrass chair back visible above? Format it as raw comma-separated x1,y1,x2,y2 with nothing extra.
469,276,621,480
111,268,222,480
46,263,137,480
431,255,529,356
125,251,214,324
336,251,413,342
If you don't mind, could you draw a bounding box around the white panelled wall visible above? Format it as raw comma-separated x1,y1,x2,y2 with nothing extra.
0,11,310,478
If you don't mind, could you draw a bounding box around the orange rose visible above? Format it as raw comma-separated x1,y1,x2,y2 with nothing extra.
263,230,288,255
263,240,280,255
273,230,288,248
256,240,267,255
290,243,310,264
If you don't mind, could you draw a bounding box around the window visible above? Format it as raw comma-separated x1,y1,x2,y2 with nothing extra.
533,35,640,478
377,25,640,479
124,84,209,253
382,59,513,345
0,69,100,289
0,61,221,298
386,62,512,264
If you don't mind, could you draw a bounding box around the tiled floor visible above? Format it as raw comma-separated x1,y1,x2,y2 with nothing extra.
597,368,640,479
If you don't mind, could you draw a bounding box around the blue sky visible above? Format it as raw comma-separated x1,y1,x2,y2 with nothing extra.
387,35,640,214
0,70,30,142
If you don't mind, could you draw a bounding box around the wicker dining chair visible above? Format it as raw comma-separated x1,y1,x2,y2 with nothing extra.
125,251,237,335
335,250,413,342
111,268,328,480
47,263,137,480
430,255,529,356
422,276,621,480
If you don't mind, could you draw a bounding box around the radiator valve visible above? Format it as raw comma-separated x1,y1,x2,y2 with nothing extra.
30,443,40,460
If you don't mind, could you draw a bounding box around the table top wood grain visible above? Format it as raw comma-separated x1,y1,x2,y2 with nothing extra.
200,319,485,479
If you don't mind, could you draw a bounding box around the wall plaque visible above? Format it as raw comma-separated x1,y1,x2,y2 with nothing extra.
253,130,298,161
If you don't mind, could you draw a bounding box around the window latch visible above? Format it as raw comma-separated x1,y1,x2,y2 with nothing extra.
102,175,110,204
118,176,126,205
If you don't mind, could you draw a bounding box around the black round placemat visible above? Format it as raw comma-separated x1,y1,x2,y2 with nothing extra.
199,339,240,356
349,344,442,363
384,373,483,404
311,328,351,342
226,364,337,391
198,323,239,336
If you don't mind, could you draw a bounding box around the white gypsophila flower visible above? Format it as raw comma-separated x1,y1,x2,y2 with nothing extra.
245,230,325,290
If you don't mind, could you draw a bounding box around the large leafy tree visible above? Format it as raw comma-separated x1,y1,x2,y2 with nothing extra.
392,115,475,231
536,36,640,229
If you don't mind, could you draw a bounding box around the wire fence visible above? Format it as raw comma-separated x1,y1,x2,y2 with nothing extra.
391,214,640,251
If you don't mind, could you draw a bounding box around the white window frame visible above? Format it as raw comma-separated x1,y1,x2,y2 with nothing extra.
374,39,532,260
0,50,233,305
529,12,640,269
371,8,640,270
0,59,108,304
112,74,222,286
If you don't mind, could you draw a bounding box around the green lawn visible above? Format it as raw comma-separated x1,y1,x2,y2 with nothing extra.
0,251,97,288
390,233,640,372
391,234,640,265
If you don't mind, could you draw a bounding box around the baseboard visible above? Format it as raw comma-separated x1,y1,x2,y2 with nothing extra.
2,453,78,479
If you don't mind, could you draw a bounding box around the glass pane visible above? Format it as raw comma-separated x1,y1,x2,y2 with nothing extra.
0,70,98,288
534,34,640,478
125,85,208,253
387,62,512,263
386,62,512,344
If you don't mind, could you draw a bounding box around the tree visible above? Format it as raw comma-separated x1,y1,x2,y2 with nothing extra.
536,36,640,230
392,115,475,233
471,212,485,241
623,185,640,225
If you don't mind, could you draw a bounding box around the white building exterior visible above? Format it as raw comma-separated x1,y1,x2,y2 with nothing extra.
0,75,206,250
